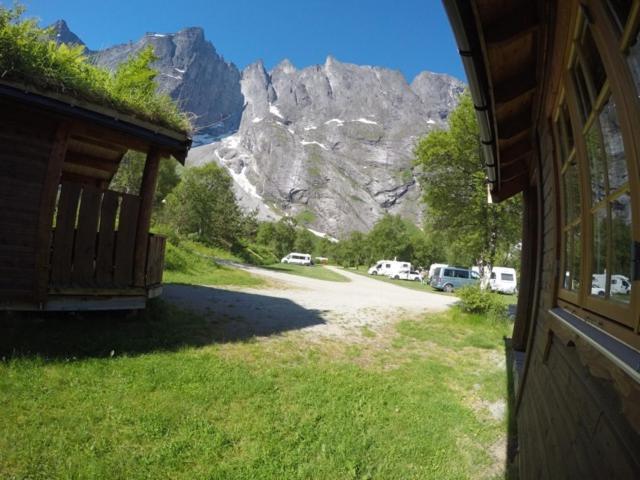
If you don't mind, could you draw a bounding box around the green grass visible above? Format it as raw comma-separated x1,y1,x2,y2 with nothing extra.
0,304,512,479
264,263,350,282
163,241,264,287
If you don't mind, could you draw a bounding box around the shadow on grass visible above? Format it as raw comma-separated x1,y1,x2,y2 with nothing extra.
0,284,327,360
504,337,520,479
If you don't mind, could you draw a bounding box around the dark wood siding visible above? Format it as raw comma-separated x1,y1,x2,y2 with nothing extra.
0,101,57,302
516,120,640,479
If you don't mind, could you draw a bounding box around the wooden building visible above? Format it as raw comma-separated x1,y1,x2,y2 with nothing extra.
0,81,190,310
443,0,640,477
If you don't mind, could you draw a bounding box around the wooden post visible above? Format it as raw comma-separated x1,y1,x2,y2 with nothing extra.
133,147,161,287
34,121,71,302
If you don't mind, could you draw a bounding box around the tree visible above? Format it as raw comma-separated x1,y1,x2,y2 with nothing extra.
109,151,180,209
414,92,522,278
367,214,413,263
164,163,242,247
294,228,316,254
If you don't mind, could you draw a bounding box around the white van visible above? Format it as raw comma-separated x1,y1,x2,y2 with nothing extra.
368,260,411,277
592,274,631,295
281,252,312,266
488,266,518,294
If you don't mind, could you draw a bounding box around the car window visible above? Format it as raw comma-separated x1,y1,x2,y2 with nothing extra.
444,269,454,277
490,272,496,279
385,263,391,268
501,273,515,281
471,272,480,279
434,268,441,276
454,269,470,279
612,279,618,285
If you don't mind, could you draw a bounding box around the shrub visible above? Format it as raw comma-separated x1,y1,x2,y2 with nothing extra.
457,285,507,317
163,242,189,272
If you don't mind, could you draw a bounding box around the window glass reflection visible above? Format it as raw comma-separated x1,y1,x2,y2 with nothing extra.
585,123,607,205
563,160,581,224
564,227,582,291
627,31,640,100
600,97,628,192
591,208,608,298
610,194,632,303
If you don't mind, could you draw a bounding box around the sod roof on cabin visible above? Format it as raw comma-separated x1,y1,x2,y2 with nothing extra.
0,7,191,135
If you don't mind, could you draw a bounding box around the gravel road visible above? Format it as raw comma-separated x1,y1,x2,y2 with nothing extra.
163,266,457,340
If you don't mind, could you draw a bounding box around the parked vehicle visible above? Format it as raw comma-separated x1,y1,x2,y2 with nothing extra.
592,274,631,295
368,260,411,277
391,269,423,282
430,266,479,292
427,263,448,282
488,266,518,294
281,252,312,266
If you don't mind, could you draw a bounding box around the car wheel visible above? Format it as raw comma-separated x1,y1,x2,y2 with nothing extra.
372,271,378,275
394,275,400,280
443,284,454,293
414,277,421,282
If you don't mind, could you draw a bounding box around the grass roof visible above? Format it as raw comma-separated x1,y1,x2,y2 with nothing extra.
0,6,191,134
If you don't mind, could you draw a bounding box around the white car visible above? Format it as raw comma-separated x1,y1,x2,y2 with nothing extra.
391,269,423,282
281,252,312,266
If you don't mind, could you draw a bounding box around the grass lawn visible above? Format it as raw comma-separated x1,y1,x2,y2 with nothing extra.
264,263,350,282
0,302,512,479
163,241,264,288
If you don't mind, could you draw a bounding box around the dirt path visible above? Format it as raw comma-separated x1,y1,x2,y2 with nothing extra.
163,266,457,340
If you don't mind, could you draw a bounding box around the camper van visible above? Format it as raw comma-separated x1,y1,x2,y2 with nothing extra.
368,260,411,277
281,252,312,266
592,274,631,295
488,267,518,294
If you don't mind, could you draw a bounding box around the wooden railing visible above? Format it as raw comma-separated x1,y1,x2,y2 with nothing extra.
48,182,165,291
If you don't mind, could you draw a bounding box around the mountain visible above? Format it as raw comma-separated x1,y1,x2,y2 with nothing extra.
51,21,465,237
51,20,87,49
90,27,244,138
188,57,464,235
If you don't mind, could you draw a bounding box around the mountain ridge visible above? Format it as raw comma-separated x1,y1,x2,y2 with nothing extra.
51,20,465,237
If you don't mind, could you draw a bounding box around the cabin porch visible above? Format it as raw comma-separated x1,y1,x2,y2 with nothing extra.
0,82,190,311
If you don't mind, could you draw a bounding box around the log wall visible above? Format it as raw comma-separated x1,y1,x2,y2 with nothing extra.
0,101,58,302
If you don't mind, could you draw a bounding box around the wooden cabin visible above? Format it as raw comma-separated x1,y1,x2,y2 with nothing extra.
443,0,640,477
0,81,190,310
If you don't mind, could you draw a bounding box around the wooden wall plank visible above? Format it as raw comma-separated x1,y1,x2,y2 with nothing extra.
113,194,139,286
71,186,101,285
96,190,119,286
50,182,81,286
133,148,161,286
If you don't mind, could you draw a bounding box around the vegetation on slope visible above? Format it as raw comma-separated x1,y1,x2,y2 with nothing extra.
0,5,190,132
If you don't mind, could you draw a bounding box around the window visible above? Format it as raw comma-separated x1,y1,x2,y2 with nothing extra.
502,273,515,281
444,269,454,277
554,5,639,336
455,270,470,279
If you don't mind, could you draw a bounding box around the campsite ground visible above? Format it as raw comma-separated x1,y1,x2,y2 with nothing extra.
0,264,514,479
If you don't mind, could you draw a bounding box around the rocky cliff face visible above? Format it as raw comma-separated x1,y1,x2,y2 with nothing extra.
52,21,464,237
90,28,244,138
188,57,464,236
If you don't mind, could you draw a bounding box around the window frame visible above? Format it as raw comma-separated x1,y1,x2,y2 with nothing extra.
554,1,640,341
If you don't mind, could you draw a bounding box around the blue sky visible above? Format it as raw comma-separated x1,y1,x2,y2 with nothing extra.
18,0,464,82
